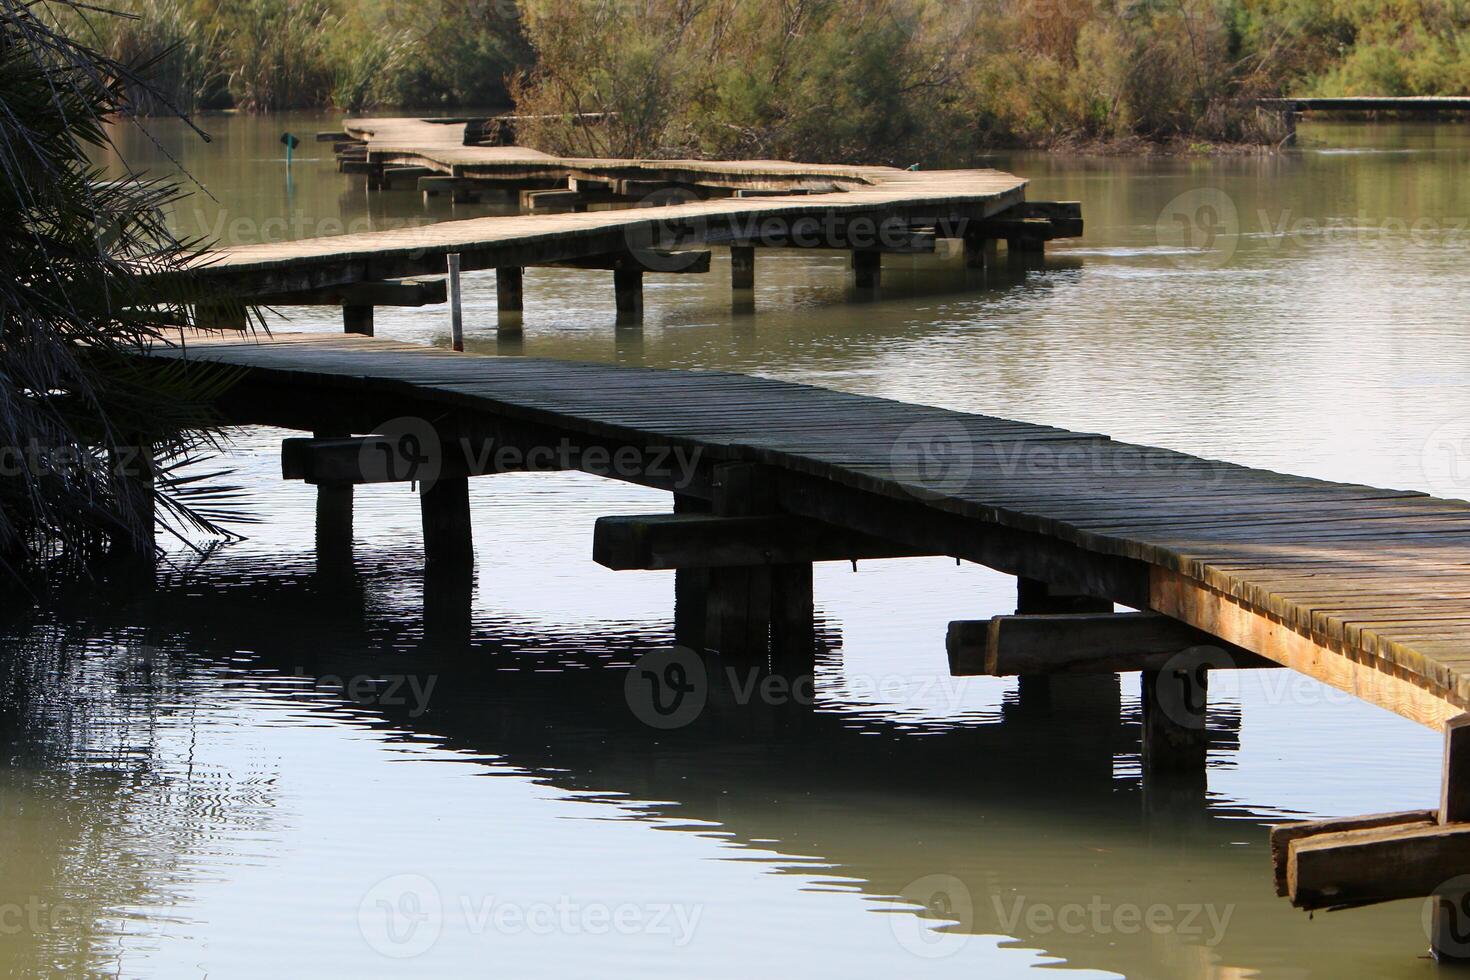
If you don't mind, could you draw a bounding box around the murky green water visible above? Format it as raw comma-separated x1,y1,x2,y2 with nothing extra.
5,113,1470,977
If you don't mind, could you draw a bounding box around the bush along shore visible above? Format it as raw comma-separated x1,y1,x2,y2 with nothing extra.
57,0,1470,161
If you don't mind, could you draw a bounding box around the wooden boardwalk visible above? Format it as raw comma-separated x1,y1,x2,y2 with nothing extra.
142,329,1470,941
196,118,1031,297
156,331,1470,729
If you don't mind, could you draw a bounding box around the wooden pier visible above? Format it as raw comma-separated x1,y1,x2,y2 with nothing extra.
141,327,1470,959
187,117,1080,333
1260,95,1470,145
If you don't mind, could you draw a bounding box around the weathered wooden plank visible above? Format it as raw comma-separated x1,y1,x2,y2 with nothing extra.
1287,821,1470,910
945,611,1275,676
1269,810,1438,896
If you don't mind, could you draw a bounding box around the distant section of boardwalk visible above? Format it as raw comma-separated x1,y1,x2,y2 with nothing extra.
188,116,1078,333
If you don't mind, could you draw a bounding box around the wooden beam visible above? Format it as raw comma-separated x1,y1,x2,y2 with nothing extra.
593,513,933,570
1435,714,1470,961
421,477,472,572
852,249,881,288
1287,820,1470,911
946,611,1279,677
255,279,446,308
1150,567,1467,731
497,267,523,312
1442,713,1470,821
730,245,754,290
614,269,642,316
1270,810,1437,897
342,304,373,336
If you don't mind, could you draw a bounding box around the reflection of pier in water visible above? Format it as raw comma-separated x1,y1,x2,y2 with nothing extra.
63,555,1427,979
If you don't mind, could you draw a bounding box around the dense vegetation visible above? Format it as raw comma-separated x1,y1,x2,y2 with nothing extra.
52,0,1470,157
2,0,241,587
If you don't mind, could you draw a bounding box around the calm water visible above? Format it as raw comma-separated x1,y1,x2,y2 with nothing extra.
5,114,1470,977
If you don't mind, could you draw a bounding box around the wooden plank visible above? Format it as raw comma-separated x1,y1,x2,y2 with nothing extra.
945,611,1276,676
1287,821,1470,910
1269,810,1437,896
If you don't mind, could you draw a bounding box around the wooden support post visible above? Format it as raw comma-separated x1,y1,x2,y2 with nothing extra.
343,304,374,336
497,267,524,312
770,561,815,677
1433,714,1470,963
963,236,995,269
851,249,881,289
316,483,354,569
706,462,781,660
1141,665,1208,772
674,494,710,650
420,477,473,572
614,269,643,319
311,431,354,576
730,245,755,290
448,253,464,351
1015,577,1112,705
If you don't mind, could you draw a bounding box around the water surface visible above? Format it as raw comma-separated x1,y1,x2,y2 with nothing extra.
5,114,1469,977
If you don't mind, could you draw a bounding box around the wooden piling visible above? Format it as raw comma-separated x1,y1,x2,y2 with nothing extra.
1433,714,1470,962
343,304,374,336
730,245,755,290
448,253,464,351
673,494,710,650
420,477,473,572
1014,578,1112,706
963,235,995,269
851,249,881,289
308,429,355,578
1140,665,1209,772
614,268,643,318
497,267,524,312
